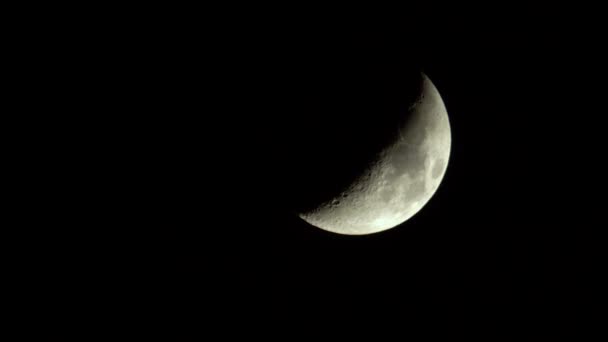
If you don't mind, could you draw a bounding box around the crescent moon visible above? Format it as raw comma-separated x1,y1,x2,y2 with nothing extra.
298,73,451,235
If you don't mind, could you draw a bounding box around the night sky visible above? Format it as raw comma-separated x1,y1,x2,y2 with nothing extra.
96,10,605,333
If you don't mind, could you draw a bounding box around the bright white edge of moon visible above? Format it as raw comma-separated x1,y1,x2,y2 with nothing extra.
299,73,451,235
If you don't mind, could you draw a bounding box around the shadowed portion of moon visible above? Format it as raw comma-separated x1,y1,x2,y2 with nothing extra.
289,72,451,235
280,66,426,214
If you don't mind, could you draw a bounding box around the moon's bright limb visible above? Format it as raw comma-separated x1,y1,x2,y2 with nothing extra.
298,73,451,235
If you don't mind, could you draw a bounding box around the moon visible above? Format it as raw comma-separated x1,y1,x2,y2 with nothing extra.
297,73,451,235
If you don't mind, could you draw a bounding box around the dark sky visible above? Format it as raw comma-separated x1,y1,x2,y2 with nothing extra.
100,11,605,333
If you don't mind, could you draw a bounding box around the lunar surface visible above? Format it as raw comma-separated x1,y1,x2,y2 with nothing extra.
298,73,451,235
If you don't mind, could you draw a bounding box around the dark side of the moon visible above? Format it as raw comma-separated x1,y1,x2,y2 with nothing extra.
263,43,432,219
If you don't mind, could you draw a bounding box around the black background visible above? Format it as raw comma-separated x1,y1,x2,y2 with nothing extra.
55,7,606,334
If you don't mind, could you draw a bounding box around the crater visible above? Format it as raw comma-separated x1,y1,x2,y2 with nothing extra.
380,187,396,202
432,158,445,179
408,178,426,200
